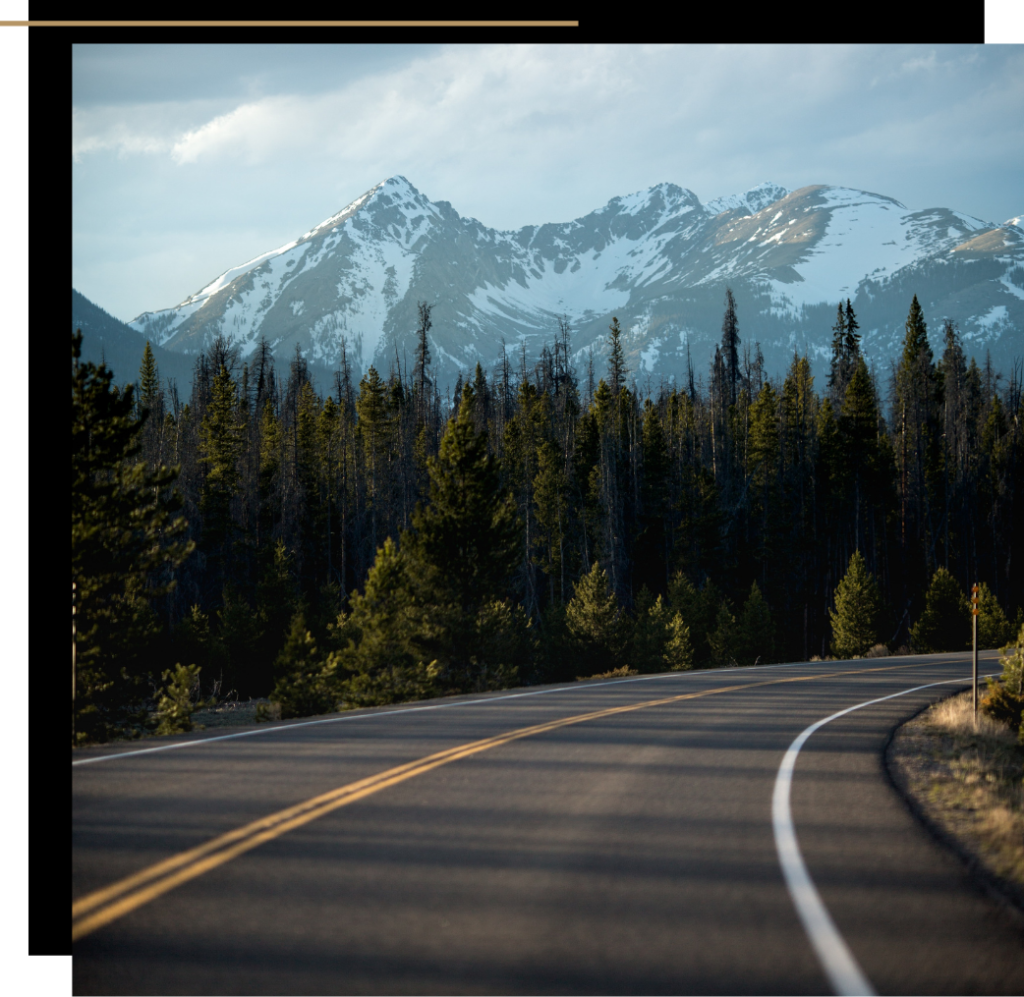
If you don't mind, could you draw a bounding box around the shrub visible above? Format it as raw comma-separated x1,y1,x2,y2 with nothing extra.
154,663,211,735
981,624,1024,735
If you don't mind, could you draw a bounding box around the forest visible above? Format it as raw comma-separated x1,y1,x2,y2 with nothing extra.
71,292,1024,743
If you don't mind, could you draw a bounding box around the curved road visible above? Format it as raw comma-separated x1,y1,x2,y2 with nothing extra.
72,652,1024,995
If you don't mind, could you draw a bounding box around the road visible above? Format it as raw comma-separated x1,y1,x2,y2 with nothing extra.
72,652,1024,995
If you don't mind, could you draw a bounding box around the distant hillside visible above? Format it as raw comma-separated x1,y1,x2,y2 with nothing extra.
73,289,201,402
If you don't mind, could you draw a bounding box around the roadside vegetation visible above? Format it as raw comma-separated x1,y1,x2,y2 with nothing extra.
72,290,1024,743
889,627,1024,899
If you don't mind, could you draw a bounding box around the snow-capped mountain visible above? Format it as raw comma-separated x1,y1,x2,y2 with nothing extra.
129,176,1023,391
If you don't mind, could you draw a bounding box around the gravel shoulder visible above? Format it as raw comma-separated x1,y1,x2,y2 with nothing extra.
887,689,1024,911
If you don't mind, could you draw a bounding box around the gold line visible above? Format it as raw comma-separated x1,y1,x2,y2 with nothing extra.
2,21,579,27
72,661,932,941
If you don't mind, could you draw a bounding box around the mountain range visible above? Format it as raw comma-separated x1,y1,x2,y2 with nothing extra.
98,175,1023,397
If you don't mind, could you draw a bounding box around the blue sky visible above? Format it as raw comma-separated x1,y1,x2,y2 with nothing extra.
72,43,1024,324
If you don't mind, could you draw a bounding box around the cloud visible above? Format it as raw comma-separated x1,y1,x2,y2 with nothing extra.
72,98,233,162
73,43,1024,321
74,45,1024,211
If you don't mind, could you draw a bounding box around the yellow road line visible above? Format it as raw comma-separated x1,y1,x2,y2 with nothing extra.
73,661,937,941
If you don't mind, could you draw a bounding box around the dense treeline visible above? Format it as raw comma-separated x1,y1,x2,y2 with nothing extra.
72,292,1024,741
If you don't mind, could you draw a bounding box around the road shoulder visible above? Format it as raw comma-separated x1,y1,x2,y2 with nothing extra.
886,689,1024,919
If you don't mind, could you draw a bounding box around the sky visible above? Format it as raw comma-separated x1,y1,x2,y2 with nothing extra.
72,43,1024,325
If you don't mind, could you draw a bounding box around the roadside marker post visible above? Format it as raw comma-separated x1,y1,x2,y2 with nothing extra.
971,583,979,718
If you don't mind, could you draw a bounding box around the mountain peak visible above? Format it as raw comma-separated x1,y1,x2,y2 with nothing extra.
126,175,1021,397
706,182,790,217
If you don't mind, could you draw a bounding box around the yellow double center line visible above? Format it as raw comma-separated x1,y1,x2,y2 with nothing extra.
73,661,936,941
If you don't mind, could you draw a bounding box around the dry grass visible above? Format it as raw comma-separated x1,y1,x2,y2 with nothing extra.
888,690,1024,899
189,698,278,729
576,665,639,681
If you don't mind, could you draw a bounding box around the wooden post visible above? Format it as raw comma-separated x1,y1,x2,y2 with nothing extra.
971,583,979,718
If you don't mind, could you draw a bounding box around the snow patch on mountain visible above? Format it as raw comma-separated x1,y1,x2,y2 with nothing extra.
707,182,790,217
124,174,1020,392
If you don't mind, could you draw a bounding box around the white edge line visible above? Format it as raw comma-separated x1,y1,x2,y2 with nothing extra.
72,658,823,767
772,673,999,997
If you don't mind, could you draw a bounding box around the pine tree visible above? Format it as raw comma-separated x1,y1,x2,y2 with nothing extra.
270,609,337,719
198,364,243,559
737,581,775,665
664,611,694,671
910,567,969,653
534,439,568,603
630,587,672,673
975,581,1011,650
138,340,163,465
154,663,209,735
338,537,435,706
980,623,1024,735
565,561,623,673
707,602,738,667
721,287,740,407
252,540,299,696
356,365,389,552
405,381,521,614
844,299,860,356
894,295,939,600
607,317,627,396
72,330,193,742
830,550,882,658
217,585,263,698
413,301,433,423
827,302,847,402
139,340,160,410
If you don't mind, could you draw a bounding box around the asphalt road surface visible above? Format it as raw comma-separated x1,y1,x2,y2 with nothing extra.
72,652,1024,995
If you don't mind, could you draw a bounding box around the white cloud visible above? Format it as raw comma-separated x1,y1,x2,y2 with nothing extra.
72,43,1024,320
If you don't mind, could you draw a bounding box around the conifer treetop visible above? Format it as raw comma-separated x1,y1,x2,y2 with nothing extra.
830,549,882,658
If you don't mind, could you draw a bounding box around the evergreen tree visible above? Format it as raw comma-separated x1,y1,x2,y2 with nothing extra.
258,399,283,549
635,399,671,592
607,317,627,396
338,537,436,706
72,330,193,742
981,623,1024,735
844,299,860,356
667,570,701,633
630,587,672,673
154,663,209,735
565,561,623,673
405,382,520,613
217,584,263,698
827,302,847,402
910,567,969,653
139,340,160,410
252,540,300,696
894,295,939,604
975,581,1011,650
664,611,694,671
170,604,223,693
270,609,337,719
721,287,740,407
830,550,882,658
534,439,569,603
198,364,243,561
413,301,433,423
737,581,775,665
138,340,163,465
707,602,738,667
